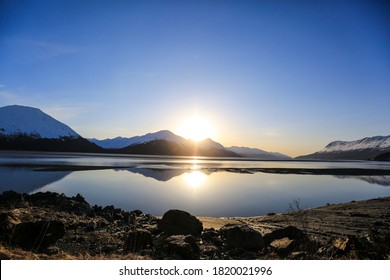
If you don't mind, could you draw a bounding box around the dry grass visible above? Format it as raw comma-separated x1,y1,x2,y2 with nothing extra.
0,245,150,260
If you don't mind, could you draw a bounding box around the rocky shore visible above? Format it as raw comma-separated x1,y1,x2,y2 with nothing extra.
0,191,389,260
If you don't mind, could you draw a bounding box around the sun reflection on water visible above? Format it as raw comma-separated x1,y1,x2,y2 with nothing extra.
183,171,207,188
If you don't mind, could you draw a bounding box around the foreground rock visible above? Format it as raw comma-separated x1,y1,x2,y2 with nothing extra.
0,191,389,260
220,224,264,251
158,209,203,237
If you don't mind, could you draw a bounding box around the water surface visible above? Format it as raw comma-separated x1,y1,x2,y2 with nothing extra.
1,152,389,216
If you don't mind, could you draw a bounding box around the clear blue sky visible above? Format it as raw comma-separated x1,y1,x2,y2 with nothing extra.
1,0,389,156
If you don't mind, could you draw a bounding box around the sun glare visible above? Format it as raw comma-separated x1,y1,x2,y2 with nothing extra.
183,171,207,188
177,116,216,142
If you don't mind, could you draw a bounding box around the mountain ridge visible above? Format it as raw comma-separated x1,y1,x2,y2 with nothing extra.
90,131,290,159
0,105,79,139
226,146,291,160
2,105,389,160
297,135,390,160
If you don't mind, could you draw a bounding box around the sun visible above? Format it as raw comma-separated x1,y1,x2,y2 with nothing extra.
177,116,216,142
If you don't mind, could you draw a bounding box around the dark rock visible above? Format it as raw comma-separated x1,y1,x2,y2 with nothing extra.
0,190,23,202
28,191,62,206
270,237,297,257
113,210,123,221
202,229,223,246
122,211,136,225
219,224,264,251
201,244,221,257
58,200,93,216
158,209,203,237
0,212,21,241
160,235,200,259
43,246,60,255
144,225,161,235
131,209,143,216
101,245,117,254
138,214,158,226
330,236,379,258
0,191,26,208
263,226,309,245
73,193,87,204
124,229,153,253
239,251,258,260
11,220,66,252
290,251,307,259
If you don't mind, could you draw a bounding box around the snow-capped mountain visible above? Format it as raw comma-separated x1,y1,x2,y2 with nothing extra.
322,136,390,152
90,130,238,157
227,146,291,160
0,105,79,139
90,131,229,153
0,105,102,152
90,130,186,149
297,135,390,160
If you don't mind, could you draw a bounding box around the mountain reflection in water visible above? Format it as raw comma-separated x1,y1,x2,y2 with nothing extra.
1,158,389,216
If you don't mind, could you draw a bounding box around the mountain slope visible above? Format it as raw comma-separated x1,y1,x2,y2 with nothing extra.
90,130,292,158
91,130,239,157
227,146,291,159
375,151,390,161
118,139,239,157
0,105,79,138
89,130,186,149
297,135,390,160
0,105,103,153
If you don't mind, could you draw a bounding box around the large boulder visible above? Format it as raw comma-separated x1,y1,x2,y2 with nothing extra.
158,209,203,237
264,226,315,257
270,237,297,257
263,226,309,245
124,229,153,253
159,235,200,259
11,220,65,252
0,191,25,208
0,212,21,241
219,224,264,251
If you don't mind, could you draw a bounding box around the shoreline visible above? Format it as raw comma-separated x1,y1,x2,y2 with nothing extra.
1,191,389,260
2,162,390,175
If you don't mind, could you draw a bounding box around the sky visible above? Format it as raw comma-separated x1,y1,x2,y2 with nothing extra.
0,0,389,157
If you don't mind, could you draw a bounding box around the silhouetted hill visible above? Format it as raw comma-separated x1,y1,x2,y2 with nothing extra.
0,134,104,153
375,151,390,161
117,139,239,157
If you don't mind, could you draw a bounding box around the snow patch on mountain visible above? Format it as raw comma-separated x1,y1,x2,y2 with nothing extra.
227,146,291,159
0,105,79,139
90,130,186,149
322,136,390,152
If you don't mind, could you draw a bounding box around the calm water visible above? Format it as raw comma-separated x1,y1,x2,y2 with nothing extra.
1,152,389,216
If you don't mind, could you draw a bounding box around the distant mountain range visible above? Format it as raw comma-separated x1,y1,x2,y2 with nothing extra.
297,135,390,160
226,146,291,160
90,130,290,159
1,105,389,161
89,130,233,157
0,105,289,159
